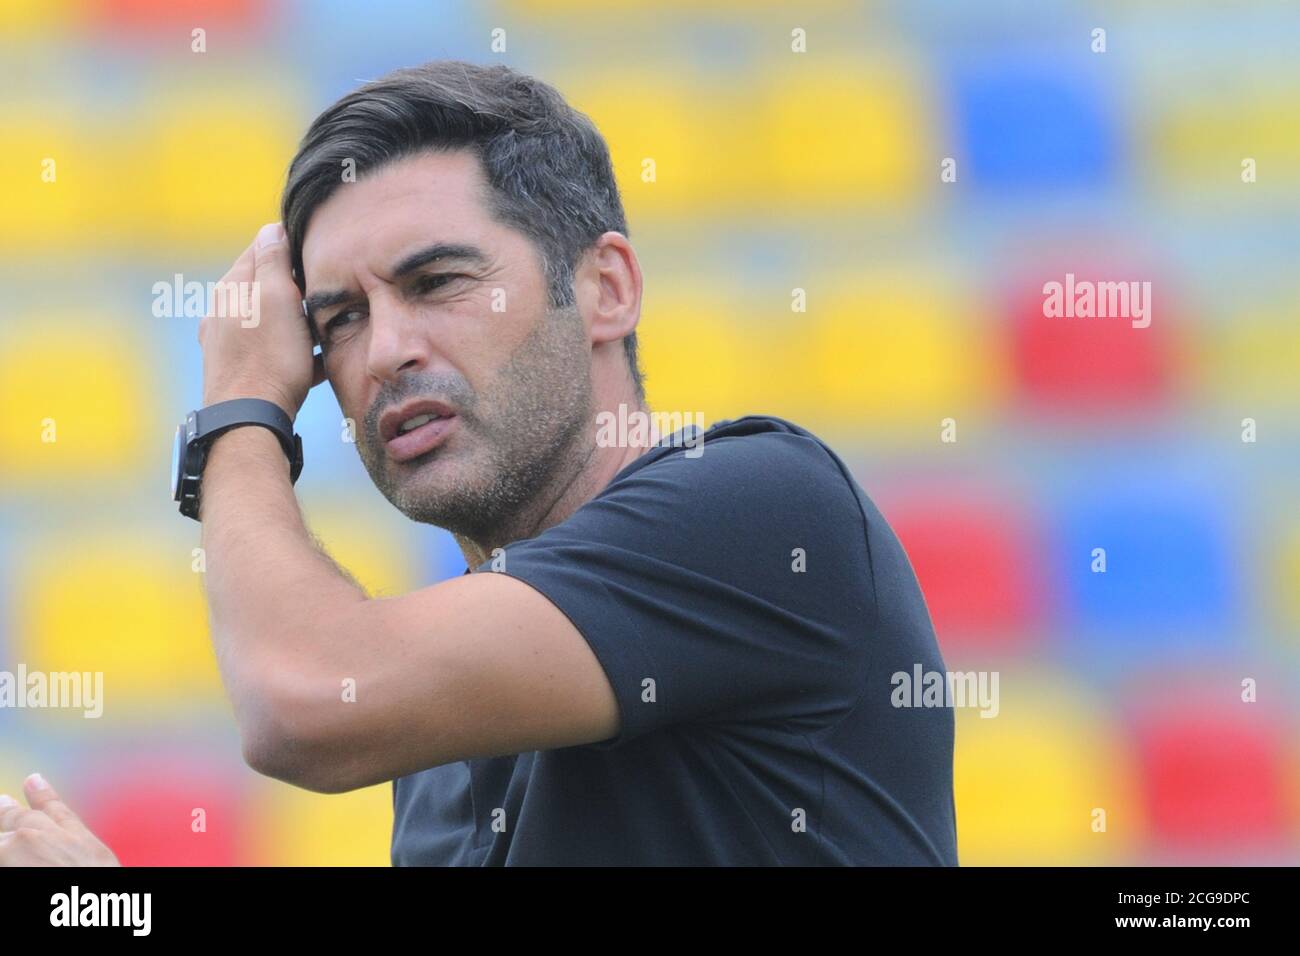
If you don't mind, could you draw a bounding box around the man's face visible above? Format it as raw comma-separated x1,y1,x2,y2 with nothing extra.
300,149,594,540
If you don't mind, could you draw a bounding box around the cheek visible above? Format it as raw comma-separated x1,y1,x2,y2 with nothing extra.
323,358,370,430
433,309,511,388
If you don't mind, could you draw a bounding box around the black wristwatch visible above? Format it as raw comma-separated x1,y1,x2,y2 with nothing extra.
171,398,304,520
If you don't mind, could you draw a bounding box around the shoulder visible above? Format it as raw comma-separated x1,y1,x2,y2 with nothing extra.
613,414,864,518
490,414,875,588
537,414,875,607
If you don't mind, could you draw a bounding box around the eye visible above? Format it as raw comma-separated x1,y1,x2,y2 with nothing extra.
327,310,362,329
413,273,462,295
323,310,365,341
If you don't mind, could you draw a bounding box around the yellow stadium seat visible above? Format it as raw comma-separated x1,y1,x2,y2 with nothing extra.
1274,521,1300,636
954,671,1145,864
13,536,221,713
0,84,294,253
0,107,107,253
637,282,761,424
1196,305,1300,408
1146,79,1300,195
0,0,83,38
132,87,300,253
299,502,421,598
758,57,936,212
564,71,757,220
806,272,1004,435
564,55,934,220
247,776,394,866
0,320,152,484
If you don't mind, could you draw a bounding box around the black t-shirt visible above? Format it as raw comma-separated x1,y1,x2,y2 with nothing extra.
391,415,958,865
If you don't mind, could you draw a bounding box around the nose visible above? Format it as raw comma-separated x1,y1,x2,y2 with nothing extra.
365,292,427,382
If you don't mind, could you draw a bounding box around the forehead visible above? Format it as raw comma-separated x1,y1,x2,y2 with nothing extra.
300,148,498,282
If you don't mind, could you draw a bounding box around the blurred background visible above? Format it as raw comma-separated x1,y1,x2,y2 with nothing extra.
1,0,1298,865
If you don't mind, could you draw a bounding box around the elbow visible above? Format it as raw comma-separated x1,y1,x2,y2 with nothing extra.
235,669,358,795
239,717,334,793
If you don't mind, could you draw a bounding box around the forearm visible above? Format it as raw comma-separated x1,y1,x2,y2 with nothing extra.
198,426,369,774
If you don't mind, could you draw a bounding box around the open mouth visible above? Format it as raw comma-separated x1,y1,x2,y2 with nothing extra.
398,412,442,434
380,401,459,463
386,413,456,463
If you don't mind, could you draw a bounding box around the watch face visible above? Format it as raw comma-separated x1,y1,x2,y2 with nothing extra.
171,424,185,501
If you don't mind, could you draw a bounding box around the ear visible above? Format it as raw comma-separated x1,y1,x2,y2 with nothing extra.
575,231,642,350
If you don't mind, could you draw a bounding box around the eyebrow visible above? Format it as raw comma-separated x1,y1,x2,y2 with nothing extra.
303,242,491,329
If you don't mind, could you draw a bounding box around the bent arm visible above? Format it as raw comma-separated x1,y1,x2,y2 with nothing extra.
199,427,618,793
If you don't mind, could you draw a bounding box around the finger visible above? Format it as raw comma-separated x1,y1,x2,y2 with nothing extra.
216,241,257,304
253,222,300,319
0,829,32,866
0,794,55,832
23,773,82,828
228,238,257,281
204,240,258,326
0,827,77,867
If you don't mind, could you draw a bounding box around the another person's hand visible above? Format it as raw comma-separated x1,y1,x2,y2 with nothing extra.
0,774,120,867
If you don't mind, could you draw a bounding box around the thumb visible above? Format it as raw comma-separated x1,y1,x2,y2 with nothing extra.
248,222,301,330
252,222,299,323
254,221,288,265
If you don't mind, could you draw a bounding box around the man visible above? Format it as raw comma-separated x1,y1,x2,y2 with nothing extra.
1,61,957,866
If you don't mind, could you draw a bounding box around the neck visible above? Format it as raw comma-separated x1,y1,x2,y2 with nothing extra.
453,391,653,569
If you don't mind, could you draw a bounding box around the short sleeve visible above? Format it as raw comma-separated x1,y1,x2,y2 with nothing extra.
480,430,875,750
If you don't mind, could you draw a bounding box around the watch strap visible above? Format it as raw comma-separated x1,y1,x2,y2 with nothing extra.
177,398,304,520
193,398,301,480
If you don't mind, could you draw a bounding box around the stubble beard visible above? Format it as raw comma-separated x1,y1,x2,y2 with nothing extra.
355,304,595,545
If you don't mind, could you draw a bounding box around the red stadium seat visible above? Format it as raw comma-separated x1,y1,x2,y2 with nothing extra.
1133,706,1289,855
77,758,247,866
86,0,266,36
880,489,1041,654
1006,262,1180,414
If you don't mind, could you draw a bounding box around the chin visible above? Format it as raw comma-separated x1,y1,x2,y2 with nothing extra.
391,463,458,506
389,461,483,523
